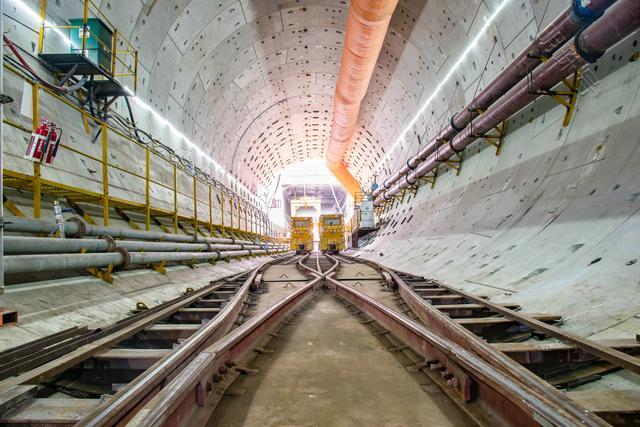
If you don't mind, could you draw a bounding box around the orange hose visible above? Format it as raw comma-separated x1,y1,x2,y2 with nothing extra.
326,0,398,196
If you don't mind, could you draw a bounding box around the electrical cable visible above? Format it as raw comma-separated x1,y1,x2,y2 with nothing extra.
3,35,83,93
3,35,260,212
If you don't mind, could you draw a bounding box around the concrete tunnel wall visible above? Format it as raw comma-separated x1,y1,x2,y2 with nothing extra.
5,0,575,197
355,33,640,339
2,0,640,340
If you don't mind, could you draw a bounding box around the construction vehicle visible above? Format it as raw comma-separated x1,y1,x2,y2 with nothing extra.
290,217,314,253
319,214,344,253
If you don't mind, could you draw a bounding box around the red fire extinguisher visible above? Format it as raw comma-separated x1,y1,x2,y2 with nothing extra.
25,119,62,165
43,125,62,166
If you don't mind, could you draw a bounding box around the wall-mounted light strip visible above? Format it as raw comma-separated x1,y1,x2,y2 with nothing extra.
10,0,261,205
12,0,68,42
374,0,513,172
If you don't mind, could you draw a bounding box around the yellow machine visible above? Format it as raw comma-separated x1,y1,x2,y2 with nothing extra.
290,217,314,253
319,214,345,253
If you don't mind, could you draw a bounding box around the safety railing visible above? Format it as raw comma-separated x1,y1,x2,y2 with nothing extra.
2,62,275,241
37,0,138,92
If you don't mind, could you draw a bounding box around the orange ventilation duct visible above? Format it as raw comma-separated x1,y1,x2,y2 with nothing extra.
326,0,398,197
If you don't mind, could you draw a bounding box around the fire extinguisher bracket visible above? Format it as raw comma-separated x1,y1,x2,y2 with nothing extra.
25,119,62,166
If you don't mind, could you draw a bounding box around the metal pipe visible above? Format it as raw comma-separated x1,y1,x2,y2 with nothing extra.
4,252,124,275
4,249,273,275
373,0,618,198
376,0,640,204
3,217,257,245
4,236,111,253
326,0,399,195
1,236,283,254
127,250,266,265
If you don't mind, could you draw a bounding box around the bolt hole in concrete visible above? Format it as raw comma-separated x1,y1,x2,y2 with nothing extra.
207,295,474,426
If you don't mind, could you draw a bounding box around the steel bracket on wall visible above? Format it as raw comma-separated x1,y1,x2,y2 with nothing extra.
152,260,167,274
382,199,393,214
441,152,464,176
528,67,582,127
471,120,509,156
68,199,97,225
79,245,115,283
417,170,438,190
396,188,409,203
86,265,114,284
408,170,437,198
115,207,141,230
152,215,171,233
3,196,26,217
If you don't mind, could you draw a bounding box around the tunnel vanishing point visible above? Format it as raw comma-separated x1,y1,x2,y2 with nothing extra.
0,0,639,426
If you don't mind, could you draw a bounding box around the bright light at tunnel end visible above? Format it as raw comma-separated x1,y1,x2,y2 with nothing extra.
374,0,513,174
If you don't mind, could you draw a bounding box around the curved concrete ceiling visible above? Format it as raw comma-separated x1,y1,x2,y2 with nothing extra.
65,0,567,194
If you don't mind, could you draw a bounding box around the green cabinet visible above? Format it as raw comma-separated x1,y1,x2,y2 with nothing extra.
69,18,113,72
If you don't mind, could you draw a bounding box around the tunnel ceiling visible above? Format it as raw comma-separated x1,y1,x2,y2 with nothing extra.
71,0,566,193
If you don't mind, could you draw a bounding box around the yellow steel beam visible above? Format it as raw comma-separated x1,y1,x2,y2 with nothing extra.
208,186,213,237
81,0,89,54
67,199,96,225
220,191,225,237
192,176,198,235
229,197,234,236
3,197,26,217
173,164,178,233
111,28,118,76
237,199,241,232
145,147,151,230
32,83,41,218
101,123,109,225
115,207,140,230
37,0,47,54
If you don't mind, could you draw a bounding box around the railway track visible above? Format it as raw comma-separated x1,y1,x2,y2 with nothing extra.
333,254,640,425
0,254,298,425
1,252,637,425
110,253,637,426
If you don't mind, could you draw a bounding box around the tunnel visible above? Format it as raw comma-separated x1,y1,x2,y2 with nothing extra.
0,0,639,425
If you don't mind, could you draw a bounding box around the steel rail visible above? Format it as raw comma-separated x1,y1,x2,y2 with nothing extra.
0,280,232,391
297,252,339,279
75,258,280,427
348,256,640,372
297,252,323,278
125,270,322,426
344,255,614,425
324,270,599,427
421,277,640,375
356,253,640,375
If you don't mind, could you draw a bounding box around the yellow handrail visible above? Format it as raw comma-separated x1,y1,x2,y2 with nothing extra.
2,63,274,239
38,0,138,90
